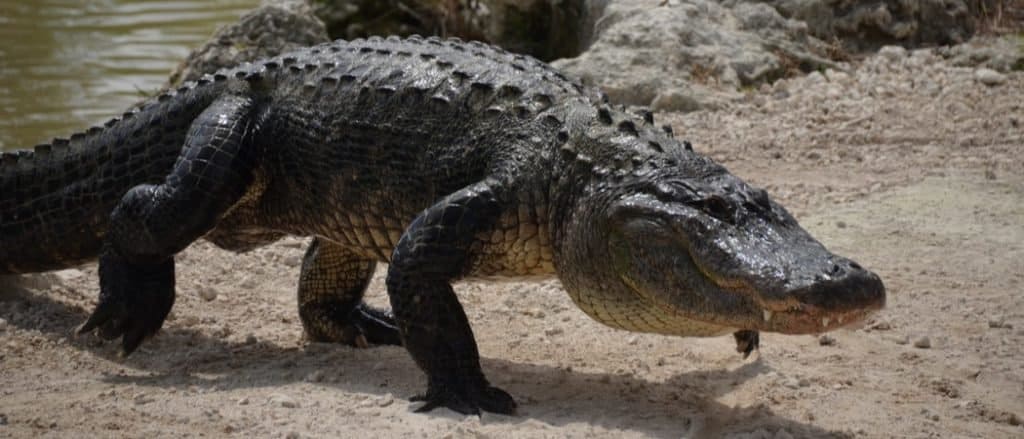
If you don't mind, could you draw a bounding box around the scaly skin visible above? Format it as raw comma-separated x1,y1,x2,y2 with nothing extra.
0,36,885,415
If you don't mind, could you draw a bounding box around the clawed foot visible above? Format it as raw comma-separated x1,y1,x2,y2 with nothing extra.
77,250,175,355
411,378,516,416
733,330,760,359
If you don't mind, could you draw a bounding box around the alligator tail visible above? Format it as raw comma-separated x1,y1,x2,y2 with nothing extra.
0,80,226,274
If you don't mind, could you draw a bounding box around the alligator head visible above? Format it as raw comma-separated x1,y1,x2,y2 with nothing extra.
553,114,885,337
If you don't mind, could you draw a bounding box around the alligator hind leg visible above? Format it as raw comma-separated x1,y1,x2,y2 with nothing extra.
298,238,400,347
79,95,260,355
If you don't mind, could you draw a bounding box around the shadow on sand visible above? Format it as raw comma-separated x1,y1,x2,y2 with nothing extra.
2,282,850,438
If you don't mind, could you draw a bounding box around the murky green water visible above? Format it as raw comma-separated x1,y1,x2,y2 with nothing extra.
0,0,259,151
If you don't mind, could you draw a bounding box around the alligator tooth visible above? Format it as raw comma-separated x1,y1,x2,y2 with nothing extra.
763,310,773,322
822,317,831,327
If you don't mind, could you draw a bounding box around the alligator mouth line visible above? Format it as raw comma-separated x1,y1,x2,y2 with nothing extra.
688,251,883,333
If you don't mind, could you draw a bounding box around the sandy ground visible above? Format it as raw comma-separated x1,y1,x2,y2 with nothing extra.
1,45,1022,438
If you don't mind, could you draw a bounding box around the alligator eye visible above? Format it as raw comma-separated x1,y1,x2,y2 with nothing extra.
694,195,735,224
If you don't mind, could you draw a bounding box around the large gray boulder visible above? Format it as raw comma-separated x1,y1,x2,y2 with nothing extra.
312,0,602,61
552,0,841,111
169,0,329,85
737,0,992,51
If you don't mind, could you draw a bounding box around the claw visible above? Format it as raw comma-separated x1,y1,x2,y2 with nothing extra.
79,249,176,356
410,382,516,416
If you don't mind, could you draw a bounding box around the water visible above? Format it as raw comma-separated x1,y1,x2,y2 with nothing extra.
0,0,259,151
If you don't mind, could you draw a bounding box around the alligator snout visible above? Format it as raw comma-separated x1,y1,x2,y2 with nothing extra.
789,256,886,314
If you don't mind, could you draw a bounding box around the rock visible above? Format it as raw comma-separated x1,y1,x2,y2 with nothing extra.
974,68,1006,86
940,35,1024,71
544,327,563,336
0,318,7,332
169,0,330,85
913,336,932,349
282,255,302,268
878,45,907,62
756,0,980,51
818,334,836,346
651,86,727,113
238,396,250,406
198,285,219,302
552,0,837,107
378,393,394,407
270,393,299,408
304,370,325,383
782,377,801,389
313,0,598,62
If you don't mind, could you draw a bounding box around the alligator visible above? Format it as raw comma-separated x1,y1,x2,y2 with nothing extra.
0,36,885,415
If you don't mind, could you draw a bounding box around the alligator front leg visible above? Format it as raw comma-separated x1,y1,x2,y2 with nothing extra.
734,329,760,359
386,178,517,416
79,95,260,355
298,237,400,347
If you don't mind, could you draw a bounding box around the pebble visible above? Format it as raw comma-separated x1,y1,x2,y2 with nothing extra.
988,318,1008,329
782,377,801,389
0,318,7,331
198,286,219,302
974,68,1006,86
304,370,324,383
269,394,299,408
133,393,154,405
285,432,301,439
818,334,837,346
282,255,302,268
835,221,847,229
878,45,907,61
0,413,7,425
237,397,250,406
913,336,932,349
378,393,394,407
245,334,258,344
544,327,563,336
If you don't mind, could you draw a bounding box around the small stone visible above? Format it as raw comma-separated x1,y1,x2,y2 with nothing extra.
285,432,301,439
245,334,258,344
270,394,299,408
544,327,563,337
819,334,837,346
975,68,1006,86
782,377,801,389
878,45,907,61
133,393,154,405
913,336,932,349
304,370,324,383
835,221,847,229
282,255,302,268
198,286,218,302
627,336,639,345
0,318,7,331
237,397,250,406
988,318,1006,328
180,315,200,327
378,393,394,407
0,413,8,425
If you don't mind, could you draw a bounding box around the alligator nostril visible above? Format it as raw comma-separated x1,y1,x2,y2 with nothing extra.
827,263,842,276
848,261,862,270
